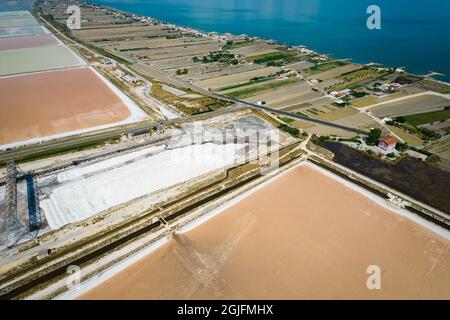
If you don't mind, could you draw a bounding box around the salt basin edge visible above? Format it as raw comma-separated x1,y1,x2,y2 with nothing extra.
71,162,450,300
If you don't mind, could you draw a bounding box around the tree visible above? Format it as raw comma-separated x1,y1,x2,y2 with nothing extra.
386,153,396,159
366,128,382,145
395,116,406,123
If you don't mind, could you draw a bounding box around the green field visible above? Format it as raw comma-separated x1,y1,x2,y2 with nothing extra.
328,67,391,92
402,109,450,126
222,40,255,51
246,51,298,64
226,78,299,99
304,60,347,74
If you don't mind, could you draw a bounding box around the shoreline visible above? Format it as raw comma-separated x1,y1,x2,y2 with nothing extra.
87,0,450,85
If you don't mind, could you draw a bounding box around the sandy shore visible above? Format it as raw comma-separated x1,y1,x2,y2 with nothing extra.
80,164,450,300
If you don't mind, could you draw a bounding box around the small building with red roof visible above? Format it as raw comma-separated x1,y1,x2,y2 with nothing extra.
378,136,398,151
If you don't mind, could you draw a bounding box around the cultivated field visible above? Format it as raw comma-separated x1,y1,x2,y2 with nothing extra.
426,139,450,160
370,94,450,118
81,164,450,299
287,61,315,71
194,66,281,91
180,63,262,82
247,82,316,108
149,55,199,70
307,64,362,81
134,42,222,60
73,25,169,41
229,42,280,56
0,67,137,147
100,37,209,51
386,125,424,147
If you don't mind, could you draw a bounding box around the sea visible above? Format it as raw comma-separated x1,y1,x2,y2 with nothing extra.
91,0,450,82
1,0,449,82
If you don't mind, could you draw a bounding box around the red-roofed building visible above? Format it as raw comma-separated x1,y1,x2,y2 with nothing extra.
378,137,397,151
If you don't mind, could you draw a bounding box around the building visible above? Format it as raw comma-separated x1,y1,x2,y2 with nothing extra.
378,137,397,151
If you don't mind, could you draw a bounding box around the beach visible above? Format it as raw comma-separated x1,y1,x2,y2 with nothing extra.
80,163,450,300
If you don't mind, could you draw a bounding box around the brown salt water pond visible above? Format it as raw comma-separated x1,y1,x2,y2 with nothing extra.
80,164,450,300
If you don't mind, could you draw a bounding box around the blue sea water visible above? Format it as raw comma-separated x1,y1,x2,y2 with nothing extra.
89,0,450,82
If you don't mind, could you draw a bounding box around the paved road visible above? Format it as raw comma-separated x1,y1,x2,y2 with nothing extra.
0,106,242,164
136,62,368,135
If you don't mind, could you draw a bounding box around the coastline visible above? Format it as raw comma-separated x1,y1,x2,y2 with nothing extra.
87,0,450,84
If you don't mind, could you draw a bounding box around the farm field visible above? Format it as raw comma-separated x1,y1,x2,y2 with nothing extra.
287,60,315,71
386,125,424,147
327,67,391,92
352,92,410,108
180,63,261,82
307,64,362,81
370,94,450,118
194,66,281,91
402,109,450,126
73,25,169,41
229,41,280,56
149,55,199,70
0,45,85,76
134,42,222,60
426,139,450,160
246,82,315,108
0,67,145,147
226,78,301,100
304,60,347,75
279,96,334,113
100,37,209,51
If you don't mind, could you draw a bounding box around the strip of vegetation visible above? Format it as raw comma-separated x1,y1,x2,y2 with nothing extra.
280,117,295,124
226,78,299,99
304,60,347,74
279,124,300,137
193,51,238,65
222,40,255,51
296,112,310,118
397,108,450,126
246,51,299,65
